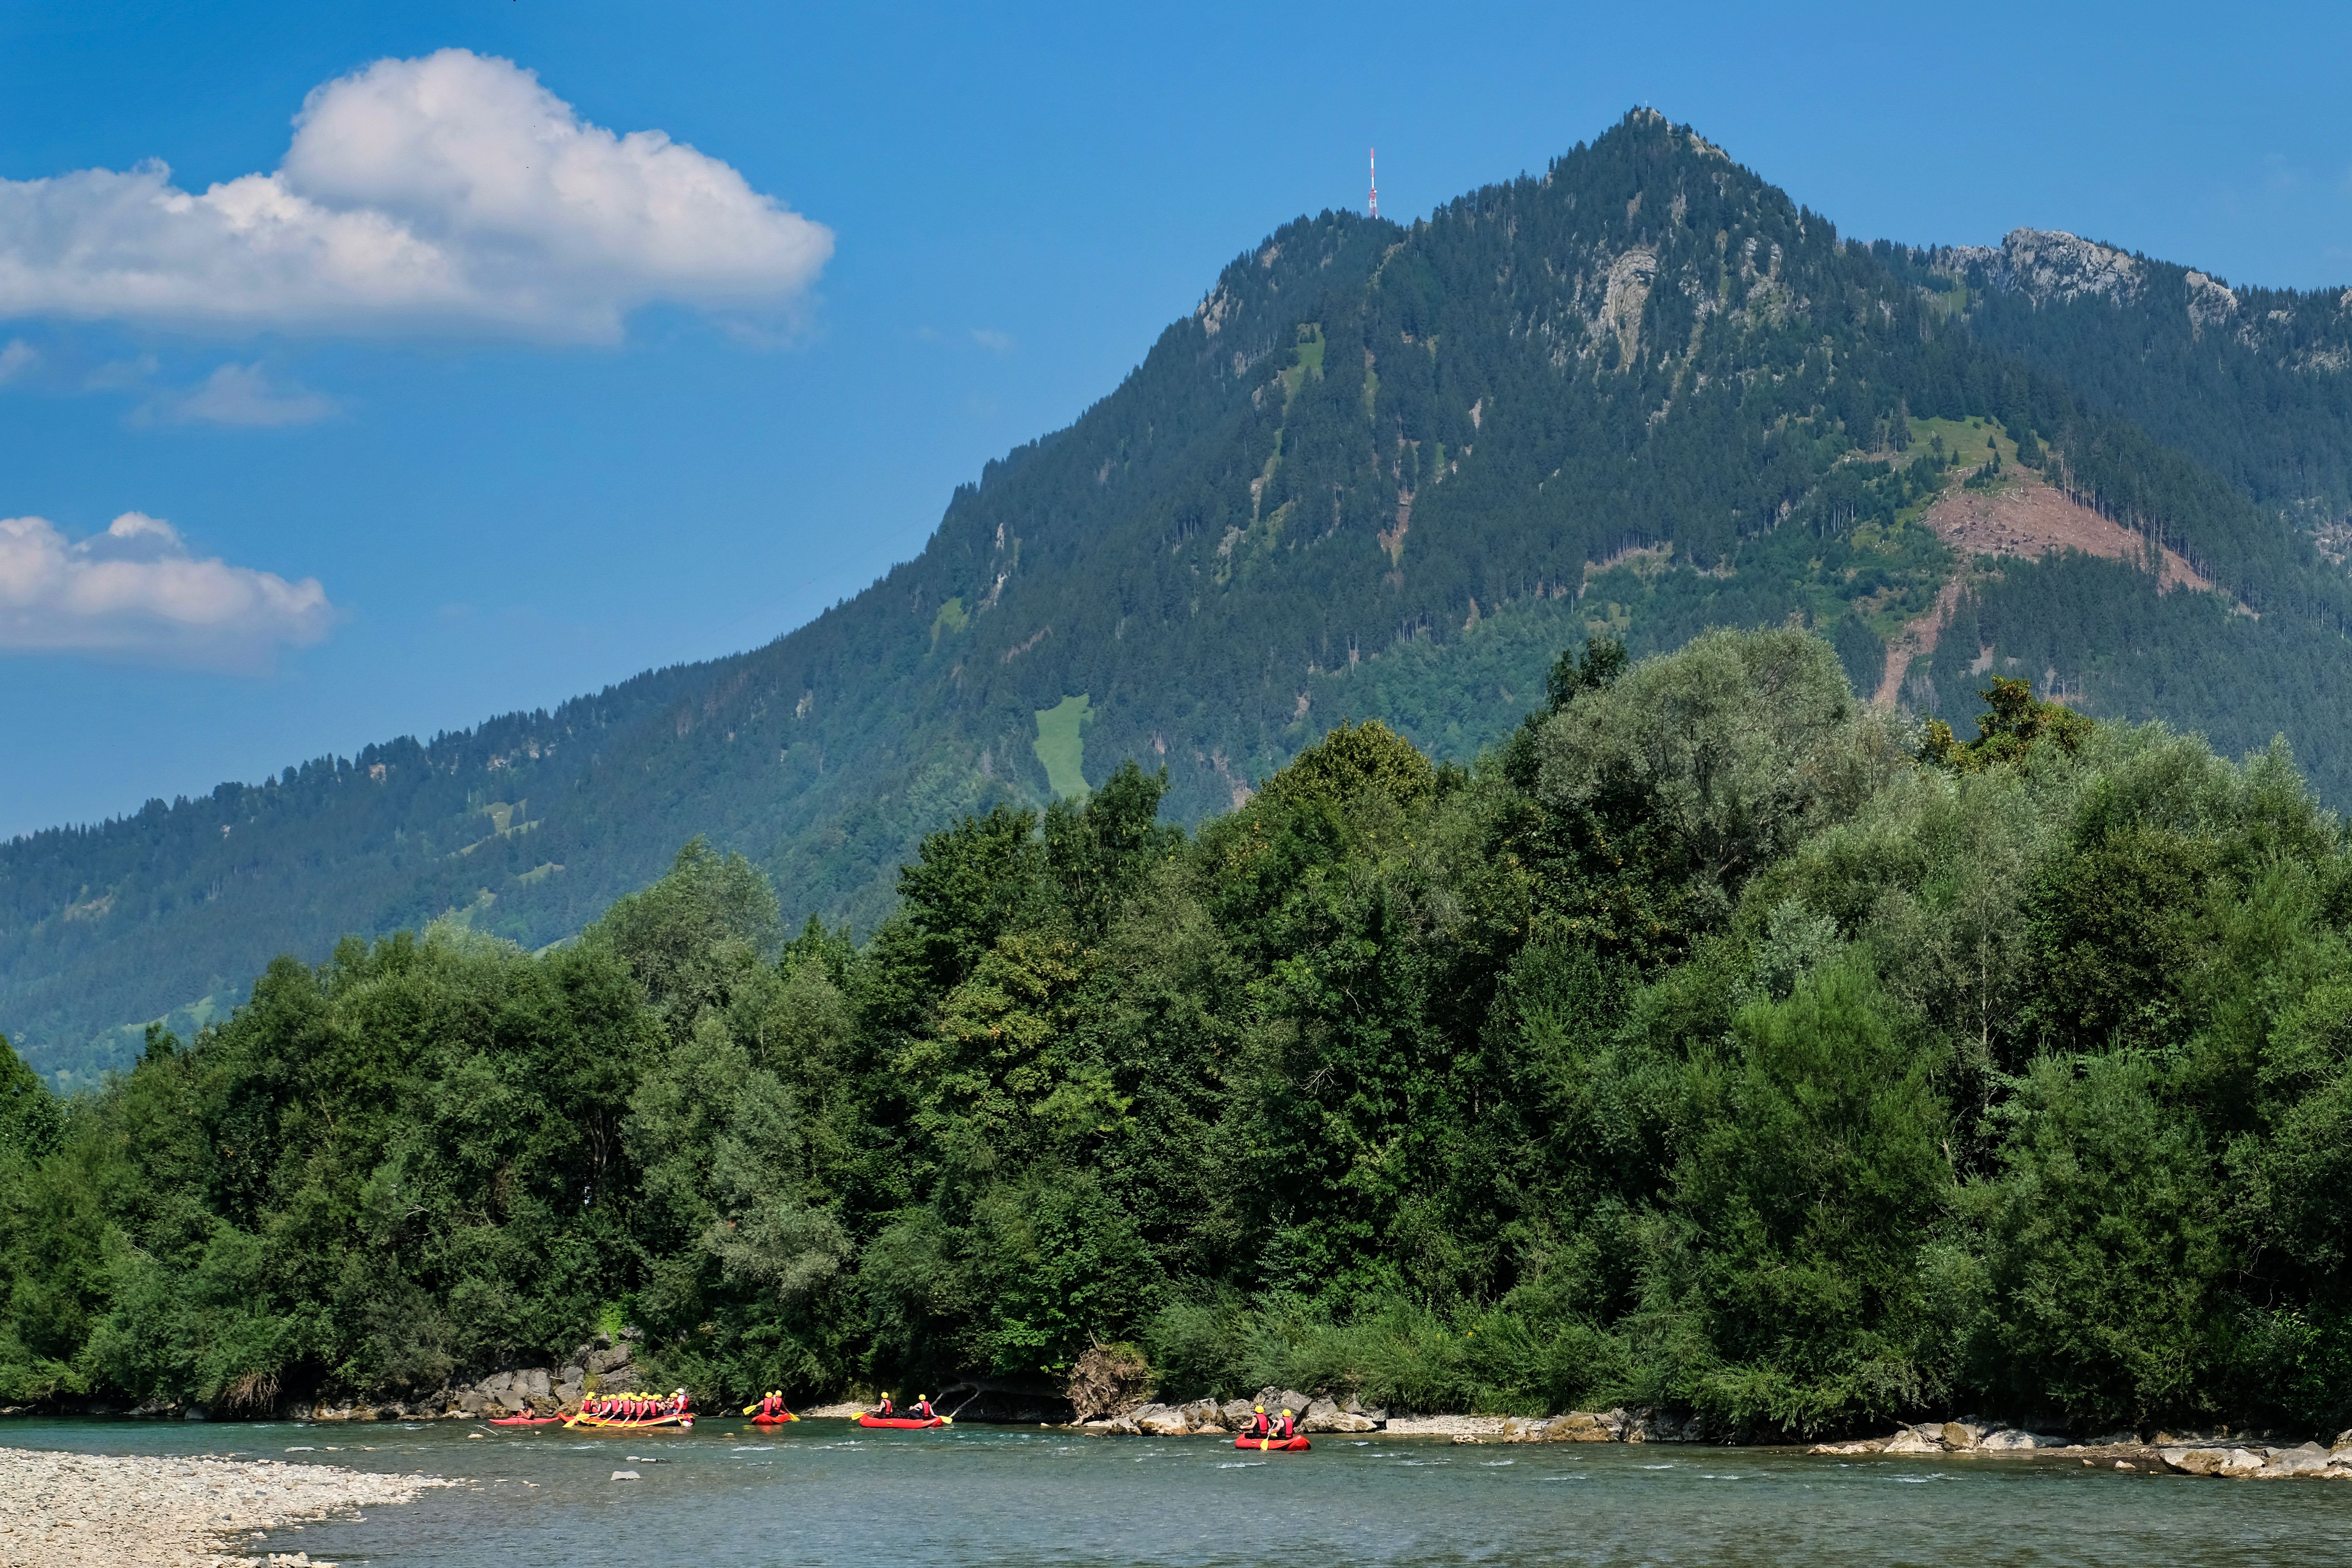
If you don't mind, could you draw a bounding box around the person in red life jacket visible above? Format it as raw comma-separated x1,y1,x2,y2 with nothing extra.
759,1391,780,1419
1276,1407,1297,1441
1246,1404,1272,1439
874,1392,895,1418
672,1387,691,1418
910,1394,936,1421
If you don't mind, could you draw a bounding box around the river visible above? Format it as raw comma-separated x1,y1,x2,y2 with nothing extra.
8,1416,2349,1566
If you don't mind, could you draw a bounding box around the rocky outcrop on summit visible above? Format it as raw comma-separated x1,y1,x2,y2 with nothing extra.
1946,229,2145,305
1951,228,2352,370
2184,269,2240,333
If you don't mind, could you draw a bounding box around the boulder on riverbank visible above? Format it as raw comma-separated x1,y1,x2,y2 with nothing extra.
1810,1422,2068,1456
2158,1441,2352,1480
1072,1398,1703,1444
1804,1418,2352,1479
1469,1407,1701,1445
1303,1397,1379,1434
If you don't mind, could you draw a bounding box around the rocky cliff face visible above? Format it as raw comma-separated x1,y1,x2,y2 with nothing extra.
1947,227,2352,372
1956,229,2147,305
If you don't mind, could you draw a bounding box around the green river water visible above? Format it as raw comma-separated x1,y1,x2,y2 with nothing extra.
10,1416,2350,1566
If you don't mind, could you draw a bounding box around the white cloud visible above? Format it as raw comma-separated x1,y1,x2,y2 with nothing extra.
160,363,340,426
969,327,1015,353
0,49,833,341
0,512,333,667
0,339,36,383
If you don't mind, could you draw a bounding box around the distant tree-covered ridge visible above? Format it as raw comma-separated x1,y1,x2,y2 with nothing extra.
6,627,2348,1440
11,107,2352,1084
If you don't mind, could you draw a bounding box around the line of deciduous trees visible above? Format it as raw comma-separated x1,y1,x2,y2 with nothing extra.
4,627,2347,1436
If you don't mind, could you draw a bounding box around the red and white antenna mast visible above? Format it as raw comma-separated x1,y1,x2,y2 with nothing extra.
1368,147,1379,219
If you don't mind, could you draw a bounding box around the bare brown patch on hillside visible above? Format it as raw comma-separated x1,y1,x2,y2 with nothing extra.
1580,541,1673,592
1922,469,2215,593
1875,574,1966,709
1381,488,1413,564
1873,466,2241,710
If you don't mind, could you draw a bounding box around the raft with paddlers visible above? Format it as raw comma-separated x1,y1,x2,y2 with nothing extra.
570,1410,693,1430
565,1388,695,1430
1232,1403,1310,1451
853,1392,949,1429
741,1390,800,1426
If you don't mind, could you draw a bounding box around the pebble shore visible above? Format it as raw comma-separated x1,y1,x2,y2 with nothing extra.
0,1446,457,1567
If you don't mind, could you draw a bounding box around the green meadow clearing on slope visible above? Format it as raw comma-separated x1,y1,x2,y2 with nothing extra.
1033,693,1092,797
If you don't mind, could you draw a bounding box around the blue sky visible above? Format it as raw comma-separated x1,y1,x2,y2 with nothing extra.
3,0,2347,838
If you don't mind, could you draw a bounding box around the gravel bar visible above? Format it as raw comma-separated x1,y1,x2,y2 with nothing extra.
0,1445,458,1567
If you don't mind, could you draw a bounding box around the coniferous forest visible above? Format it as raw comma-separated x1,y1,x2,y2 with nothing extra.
13,111,2352,1086
7,628,2349,1438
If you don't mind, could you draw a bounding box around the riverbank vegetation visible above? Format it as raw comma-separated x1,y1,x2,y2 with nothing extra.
4,626,2348,1439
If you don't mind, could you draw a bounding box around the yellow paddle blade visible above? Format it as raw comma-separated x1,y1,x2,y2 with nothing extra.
741,1406,758,1415
941,1416,953,1425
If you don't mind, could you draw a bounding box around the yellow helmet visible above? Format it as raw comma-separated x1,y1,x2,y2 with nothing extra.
1282,1408,1293,1417
1254,1405,1264,1413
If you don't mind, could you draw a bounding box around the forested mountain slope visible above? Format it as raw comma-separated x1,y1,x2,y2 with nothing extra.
9,109,2352,1082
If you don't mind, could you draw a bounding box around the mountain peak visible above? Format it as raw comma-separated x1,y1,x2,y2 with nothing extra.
16,116,2352,1084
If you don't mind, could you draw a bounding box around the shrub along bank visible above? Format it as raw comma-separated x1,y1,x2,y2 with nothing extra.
3,626,2348,1440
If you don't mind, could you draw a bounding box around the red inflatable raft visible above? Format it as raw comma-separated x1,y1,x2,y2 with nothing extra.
856,1414,946,1429
1233,1435,1312,1452
750,1413,801,1426
486,1414,564,1426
